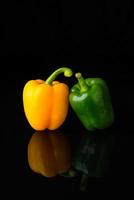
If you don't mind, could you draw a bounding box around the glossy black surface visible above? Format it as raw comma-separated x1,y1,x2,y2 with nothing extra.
2,61,134,194
1,0,134,194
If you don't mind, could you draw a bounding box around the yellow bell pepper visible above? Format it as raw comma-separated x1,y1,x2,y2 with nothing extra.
23,67,73,131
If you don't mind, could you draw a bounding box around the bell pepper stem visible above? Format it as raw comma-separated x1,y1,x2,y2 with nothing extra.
46,67,73,85
80,174,88,191
75,73,89,92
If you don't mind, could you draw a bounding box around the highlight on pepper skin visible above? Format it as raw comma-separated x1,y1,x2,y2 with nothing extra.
27,130,72,178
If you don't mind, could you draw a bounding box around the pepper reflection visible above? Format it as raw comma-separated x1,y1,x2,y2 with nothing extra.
27,129,72,178
72,130,116,178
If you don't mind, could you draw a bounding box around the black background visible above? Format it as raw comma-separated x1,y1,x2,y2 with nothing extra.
1,0,134,195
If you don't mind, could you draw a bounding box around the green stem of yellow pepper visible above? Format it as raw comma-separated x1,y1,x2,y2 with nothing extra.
46,67,73,85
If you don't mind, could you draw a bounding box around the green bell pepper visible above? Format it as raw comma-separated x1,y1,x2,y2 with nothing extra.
69,73,114,131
